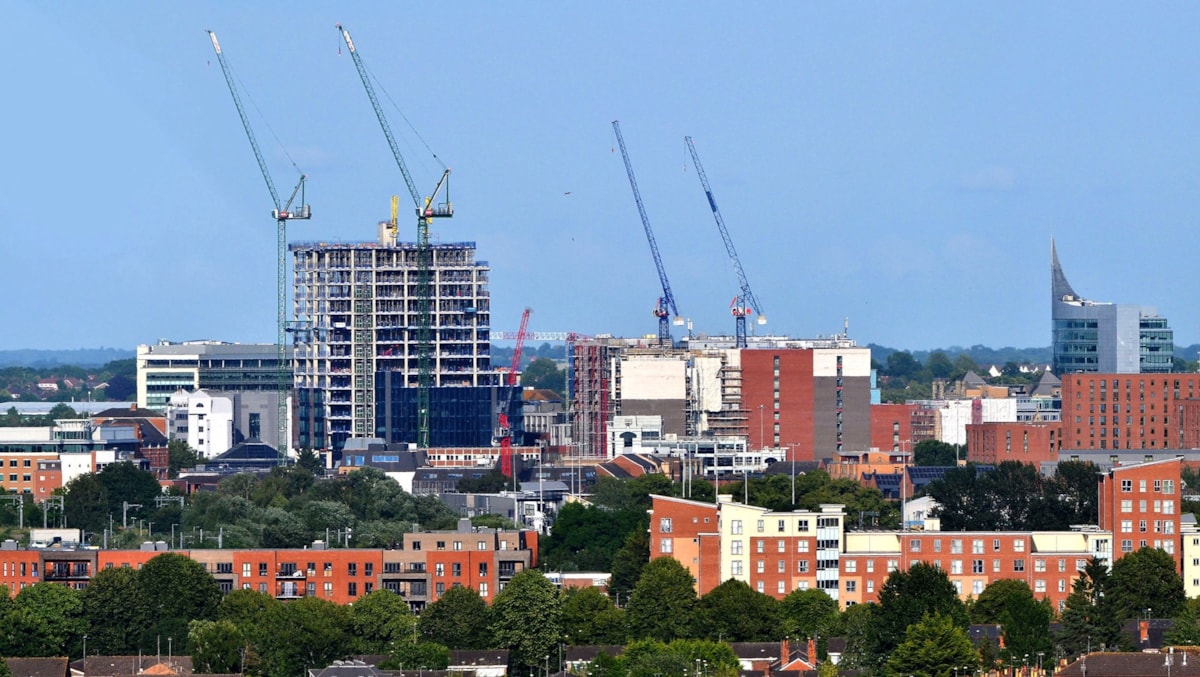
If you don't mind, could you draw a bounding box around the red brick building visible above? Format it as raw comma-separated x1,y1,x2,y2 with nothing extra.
648,496,721,593
1061,374,1200,450
1097,457,1182,567
869,403,918,453
741,347,872,462
966,422,1061,465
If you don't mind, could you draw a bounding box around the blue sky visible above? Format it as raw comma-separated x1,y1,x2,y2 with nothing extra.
3,3,1198,351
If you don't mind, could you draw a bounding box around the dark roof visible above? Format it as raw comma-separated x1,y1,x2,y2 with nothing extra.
5,657,69,677
307,661,387,677
825,638,847,654
447,650,509,667
1058,650,1200,677
97,419,168,446
1121,618,1175,651
729,642,781,660
83,656,193,677
763,461,821,476
596,463,633,479
212,441,287,468
93,407,165,419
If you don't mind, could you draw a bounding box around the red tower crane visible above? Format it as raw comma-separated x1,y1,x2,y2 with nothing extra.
498,308,532,478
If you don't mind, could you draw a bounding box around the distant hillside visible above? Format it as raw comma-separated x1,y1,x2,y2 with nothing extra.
0,348,134,368
868,344,1054,367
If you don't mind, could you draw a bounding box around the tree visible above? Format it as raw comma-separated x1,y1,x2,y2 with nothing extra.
297,447,323,474
0,653,12,677
168,440,200,478
1165,602,1200,646
81,566,142,655
608,528,650,603
885,351,921,380
540,501,646,572
63,473,109,535
490,569,562,674
831,602,874,671
457,468,509,494
134,553,222,653
520,357,565,396
779,588,838,645
885,613,978,677
418,585,492,649
1049,461,1100,526
0,582,85,657
913,440,960,467
384,641,451,671
217,588,279,638
96,461,162,519
187,620,244,674
626,557,697,642
867,562,968,671
350,589,416,654
1056,557,1125,657
693,579,779,642
561,587,626,646
1108,547,1186,621
971,580,1052,663
255,596,351,677
926,351,955,379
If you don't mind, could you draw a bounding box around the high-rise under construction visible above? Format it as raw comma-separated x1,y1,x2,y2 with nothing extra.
290,226,507,453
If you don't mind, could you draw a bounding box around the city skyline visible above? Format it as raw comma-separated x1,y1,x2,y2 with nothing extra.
4,4,1199,351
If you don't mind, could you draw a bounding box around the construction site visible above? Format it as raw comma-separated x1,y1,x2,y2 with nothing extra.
208,25,881,485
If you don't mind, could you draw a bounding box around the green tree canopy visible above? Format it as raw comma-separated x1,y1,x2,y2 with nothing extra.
254,596,351,677
349,589,417,654
885,613,979,677
867,562,968,671
418,585,492,650
490,569,562,674
971,580,1053,663
187,620,244,674
1056,557,1125,657
0,582,85,657
520,357,566,396
779,588,839,644
913,440,961,466
81,565,142,655
1108,546,1186,621
626,557,698,642
560,587,626,646
692,579,779,642
134,553,222,653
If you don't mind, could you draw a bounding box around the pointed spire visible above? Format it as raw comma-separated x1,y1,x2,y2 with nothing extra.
1051,237,1078,302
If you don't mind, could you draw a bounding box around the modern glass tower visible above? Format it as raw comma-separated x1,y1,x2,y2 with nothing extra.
1051,240,1173,374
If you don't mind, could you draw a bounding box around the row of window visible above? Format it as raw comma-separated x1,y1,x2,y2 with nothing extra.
1118,519,1176,534
1120,478,1176,494
1118,499,1176,514
910,537,1025,554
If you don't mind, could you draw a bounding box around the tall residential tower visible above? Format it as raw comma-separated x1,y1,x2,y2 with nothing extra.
291,227,504,452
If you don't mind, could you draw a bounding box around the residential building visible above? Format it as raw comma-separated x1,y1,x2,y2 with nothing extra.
869,403,919,453
966,421,1061,465
136,340,291,412
1059,373,1200,450
1097,457,1182,566
290,235,502,453
1051,240,1172,374
0,526,538,611
166,389,285,459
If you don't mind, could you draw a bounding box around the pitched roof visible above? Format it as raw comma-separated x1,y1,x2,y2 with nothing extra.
1057,650,1200,677
83,656,193,677
5,657,69,677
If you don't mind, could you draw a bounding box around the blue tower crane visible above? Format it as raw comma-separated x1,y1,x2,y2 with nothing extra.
612,120,683,346
685,136,766,348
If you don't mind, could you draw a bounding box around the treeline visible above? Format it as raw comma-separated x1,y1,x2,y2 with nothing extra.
0,463,463,550
0,358,136,402
922,460,1101,531
7,546,1200,677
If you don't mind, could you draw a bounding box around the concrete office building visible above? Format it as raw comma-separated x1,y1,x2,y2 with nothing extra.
290,231,503,452
137,340,291,411
1051,240,1173,374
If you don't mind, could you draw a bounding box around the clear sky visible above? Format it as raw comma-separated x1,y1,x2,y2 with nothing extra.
3,3,1198,352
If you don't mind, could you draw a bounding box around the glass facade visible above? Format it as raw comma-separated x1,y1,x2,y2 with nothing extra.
375,379,521,449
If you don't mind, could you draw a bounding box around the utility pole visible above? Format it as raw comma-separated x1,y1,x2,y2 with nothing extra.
122,502,142,529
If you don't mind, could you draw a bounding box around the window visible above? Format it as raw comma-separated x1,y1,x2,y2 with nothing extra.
452,563,461,577
1014,560,1025,572
778,560,786,573
797,519,809,531
453,541,462,551
324,582,332,596
478,541,487,550
259,562,268,576
435,563,445,576
659,518,672,533
993,559,1001,573
479,582,488,597
846,560,857,573
1035,559,1046,572
1014,539,1025,552
1122,479,1133,492
887,560,899,572
778,519,786,532
1121,500,1133,513
756,560,765,574
993,539,1001,552
348,563,357,576
867,580,874,593
1140,520,1147,533
866,560,875,573
242,563,251,578
732,561,743,576
972,560,984,574
1059,580,1067,593
1140,479,1147,492
324,562,333,575
950,560,963,574
933,539,942,552
1165,479,1176,494
972,580,984,595
732,541,743,555
757,581,765,593
1122,539,1134,553
660,540,673,554
1035,580,1046,593
436,583,445,596
972,539,984,554
348,582,358,597
797,541,809,553
731,520,743,535
951,539,963,554
756,541,764,554
910,539,921,552
1058,559,1066,572
798,561,809,573
846,580,857,592
364,562,373,577
1121,520,1133,533
777,540,786,553
757,520,765,533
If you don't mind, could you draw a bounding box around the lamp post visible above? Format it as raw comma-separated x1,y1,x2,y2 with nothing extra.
1036,652,1044,676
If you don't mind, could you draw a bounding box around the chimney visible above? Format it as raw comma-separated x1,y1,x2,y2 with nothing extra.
780,638,789,663
808,638,817,666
